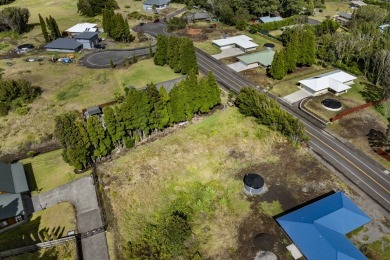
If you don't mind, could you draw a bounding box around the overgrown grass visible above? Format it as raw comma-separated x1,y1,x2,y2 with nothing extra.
9,241,77,260
22,149,90,195
98,108,285,258
0,203,76,251
259,201,283,217
361,234,390,260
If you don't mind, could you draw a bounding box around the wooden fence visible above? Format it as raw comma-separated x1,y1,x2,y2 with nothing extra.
330,102,376,122
0,235,76,258
376,147,390,161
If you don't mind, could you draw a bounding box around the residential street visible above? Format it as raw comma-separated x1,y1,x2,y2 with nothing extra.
32,176,108,260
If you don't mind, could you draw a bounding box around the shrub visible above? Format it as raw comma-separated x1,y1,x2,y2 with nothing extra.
15,106,29,116
124,137,135,148
0,102,9,116
27,150,36,158
124,5,130,8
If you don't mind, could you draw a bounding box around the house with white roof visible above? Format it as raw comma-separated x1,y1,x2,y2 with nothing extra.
66,23,98,36
298,70,356,96
212,35,259,52
143,0,170,11
350,0,367,8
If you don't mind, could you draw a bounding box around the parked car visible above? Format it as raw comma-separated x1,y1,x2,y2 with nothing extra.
95,44,106,49
139,22,145,26
153,19,160,23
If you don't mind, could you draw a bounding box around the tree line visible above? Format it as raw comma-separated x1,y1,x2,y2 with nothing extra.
55,72,220,170
270,26,316,79
0,78,41,116
235,87,307,144
77,0,118,17
102,9,135,42
38,14,61,42
154,35,198,75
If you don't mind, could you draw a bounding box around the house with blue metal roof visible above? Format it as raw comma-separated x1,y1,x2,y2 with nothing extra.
276,192,371,260
258,16,283,23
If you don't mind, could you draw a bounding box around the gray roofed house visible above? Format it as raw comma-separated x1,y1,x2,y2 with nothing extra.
0,162,29,194
143,0,170,11
75,32,99,49
138,77,186,93
44,38,83,53
85,106,102,119
334,12,353,25
192,12,211,21
0,193,24,220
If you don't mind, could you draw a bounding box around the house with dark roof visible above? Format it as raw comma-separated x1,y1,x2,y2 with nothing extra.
75,32,99,49
84,106,102,120
44,38,83,53
334,12,353,25
277,192,371,260
0,162,29,231
183,11,211,22
143,0,170,11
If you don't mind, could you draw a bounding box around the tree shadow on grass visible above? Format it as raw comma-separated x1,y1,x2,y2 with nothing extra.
366,129,384,150
360,82,385,103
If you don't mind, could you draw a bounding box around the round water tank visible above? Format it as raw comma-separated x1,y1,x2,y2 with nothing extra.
243,173,264,195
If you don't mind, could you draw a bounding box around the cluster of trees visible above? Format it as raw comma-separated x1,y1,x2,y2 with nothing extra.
0,78,41,116
126,211,196,259
235,87,307,144
0,7,30,34
0,0,14,5
38,14,61,42
77,0,118,17
167,17,187,32
316,5,390,98
270,26,316,79
55,72,220,169
154,35,198,75
102,9,134,42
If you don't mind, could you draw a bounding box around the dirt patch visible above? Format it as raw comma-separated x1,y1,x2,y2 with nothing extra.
220,56,237,65
240,68,273,89
187,28,203,36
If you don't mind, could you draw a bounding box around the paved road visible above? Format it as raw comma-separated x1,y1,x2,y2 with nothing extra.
79,23,390,216
32,176,109,260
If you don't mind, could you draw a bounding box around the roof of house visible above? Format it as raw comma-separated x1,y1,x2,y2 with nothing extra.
212,35,259,49
0,193,25,219
44,38,83,50
66,23,98,33
259,16,283,23
298,70,356,92
277,192,371,260
0,162,29,194
86,106,102,116
144,0,170,5
75,32,99,40
238,50,275,67
140,77,186,93
193,12,210,20
339,12,353,19
351,0,367,7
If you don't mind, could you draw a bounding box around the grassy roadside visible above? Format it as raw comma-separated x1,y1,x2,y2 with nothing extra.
8,241,78,260
0,203,76,251
22,149,91,195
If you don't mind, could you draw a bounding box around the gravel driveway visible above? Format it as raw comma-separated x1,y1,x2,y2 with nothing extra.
32,176,108,260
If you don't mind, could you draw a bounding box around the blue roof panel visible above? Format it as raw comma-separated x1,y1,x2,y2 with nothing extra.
276,192,371,260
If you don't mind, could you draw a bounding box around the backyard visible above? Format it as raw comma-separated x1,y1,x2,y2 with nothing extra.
0,203,76,251
97,107,389,259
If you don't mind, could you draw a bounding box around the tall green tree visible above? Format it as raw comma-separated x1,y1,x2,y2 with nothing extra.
87,115,112,160
0,7,30,34
38,14,49,42
179,37,198,74
270,50,286,80
154,35,168,66
170,82,187,123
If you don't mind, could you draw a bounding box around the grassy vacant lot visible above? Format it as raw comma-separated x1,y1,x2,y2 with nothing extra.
97,107,389,259
22,149,90,195
0,203,76,251
0,58,180,155
311,0,352,22
270,65,334,97
8,241,77,260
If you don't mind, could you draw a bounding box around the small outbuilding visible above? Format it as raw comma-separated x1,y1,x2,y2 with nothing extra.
334,12,352,25
379,24,389,33
44,38,83,53
243,173,265,195
75,32,99,49
85,106,102,119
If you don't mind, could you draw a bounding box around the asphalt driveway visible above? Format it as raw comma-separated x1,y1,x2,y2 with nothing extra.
32,176,108,260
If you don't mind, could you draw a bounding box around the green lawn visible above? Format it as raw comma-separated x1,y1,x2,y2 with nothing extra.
194,41,221,55
22,150,90,195
10,241,77,260
0,203,76,251
113,58,182,88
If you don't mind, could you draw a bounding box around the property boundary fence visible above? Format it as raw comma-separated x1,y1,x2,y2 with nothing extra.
0,235,76,258
330,101,377,122
376,148,390,161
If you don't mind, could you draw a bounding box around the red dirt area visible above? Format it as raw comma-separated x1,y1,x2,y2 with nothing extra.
240,68,274,89
187,28,203,36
